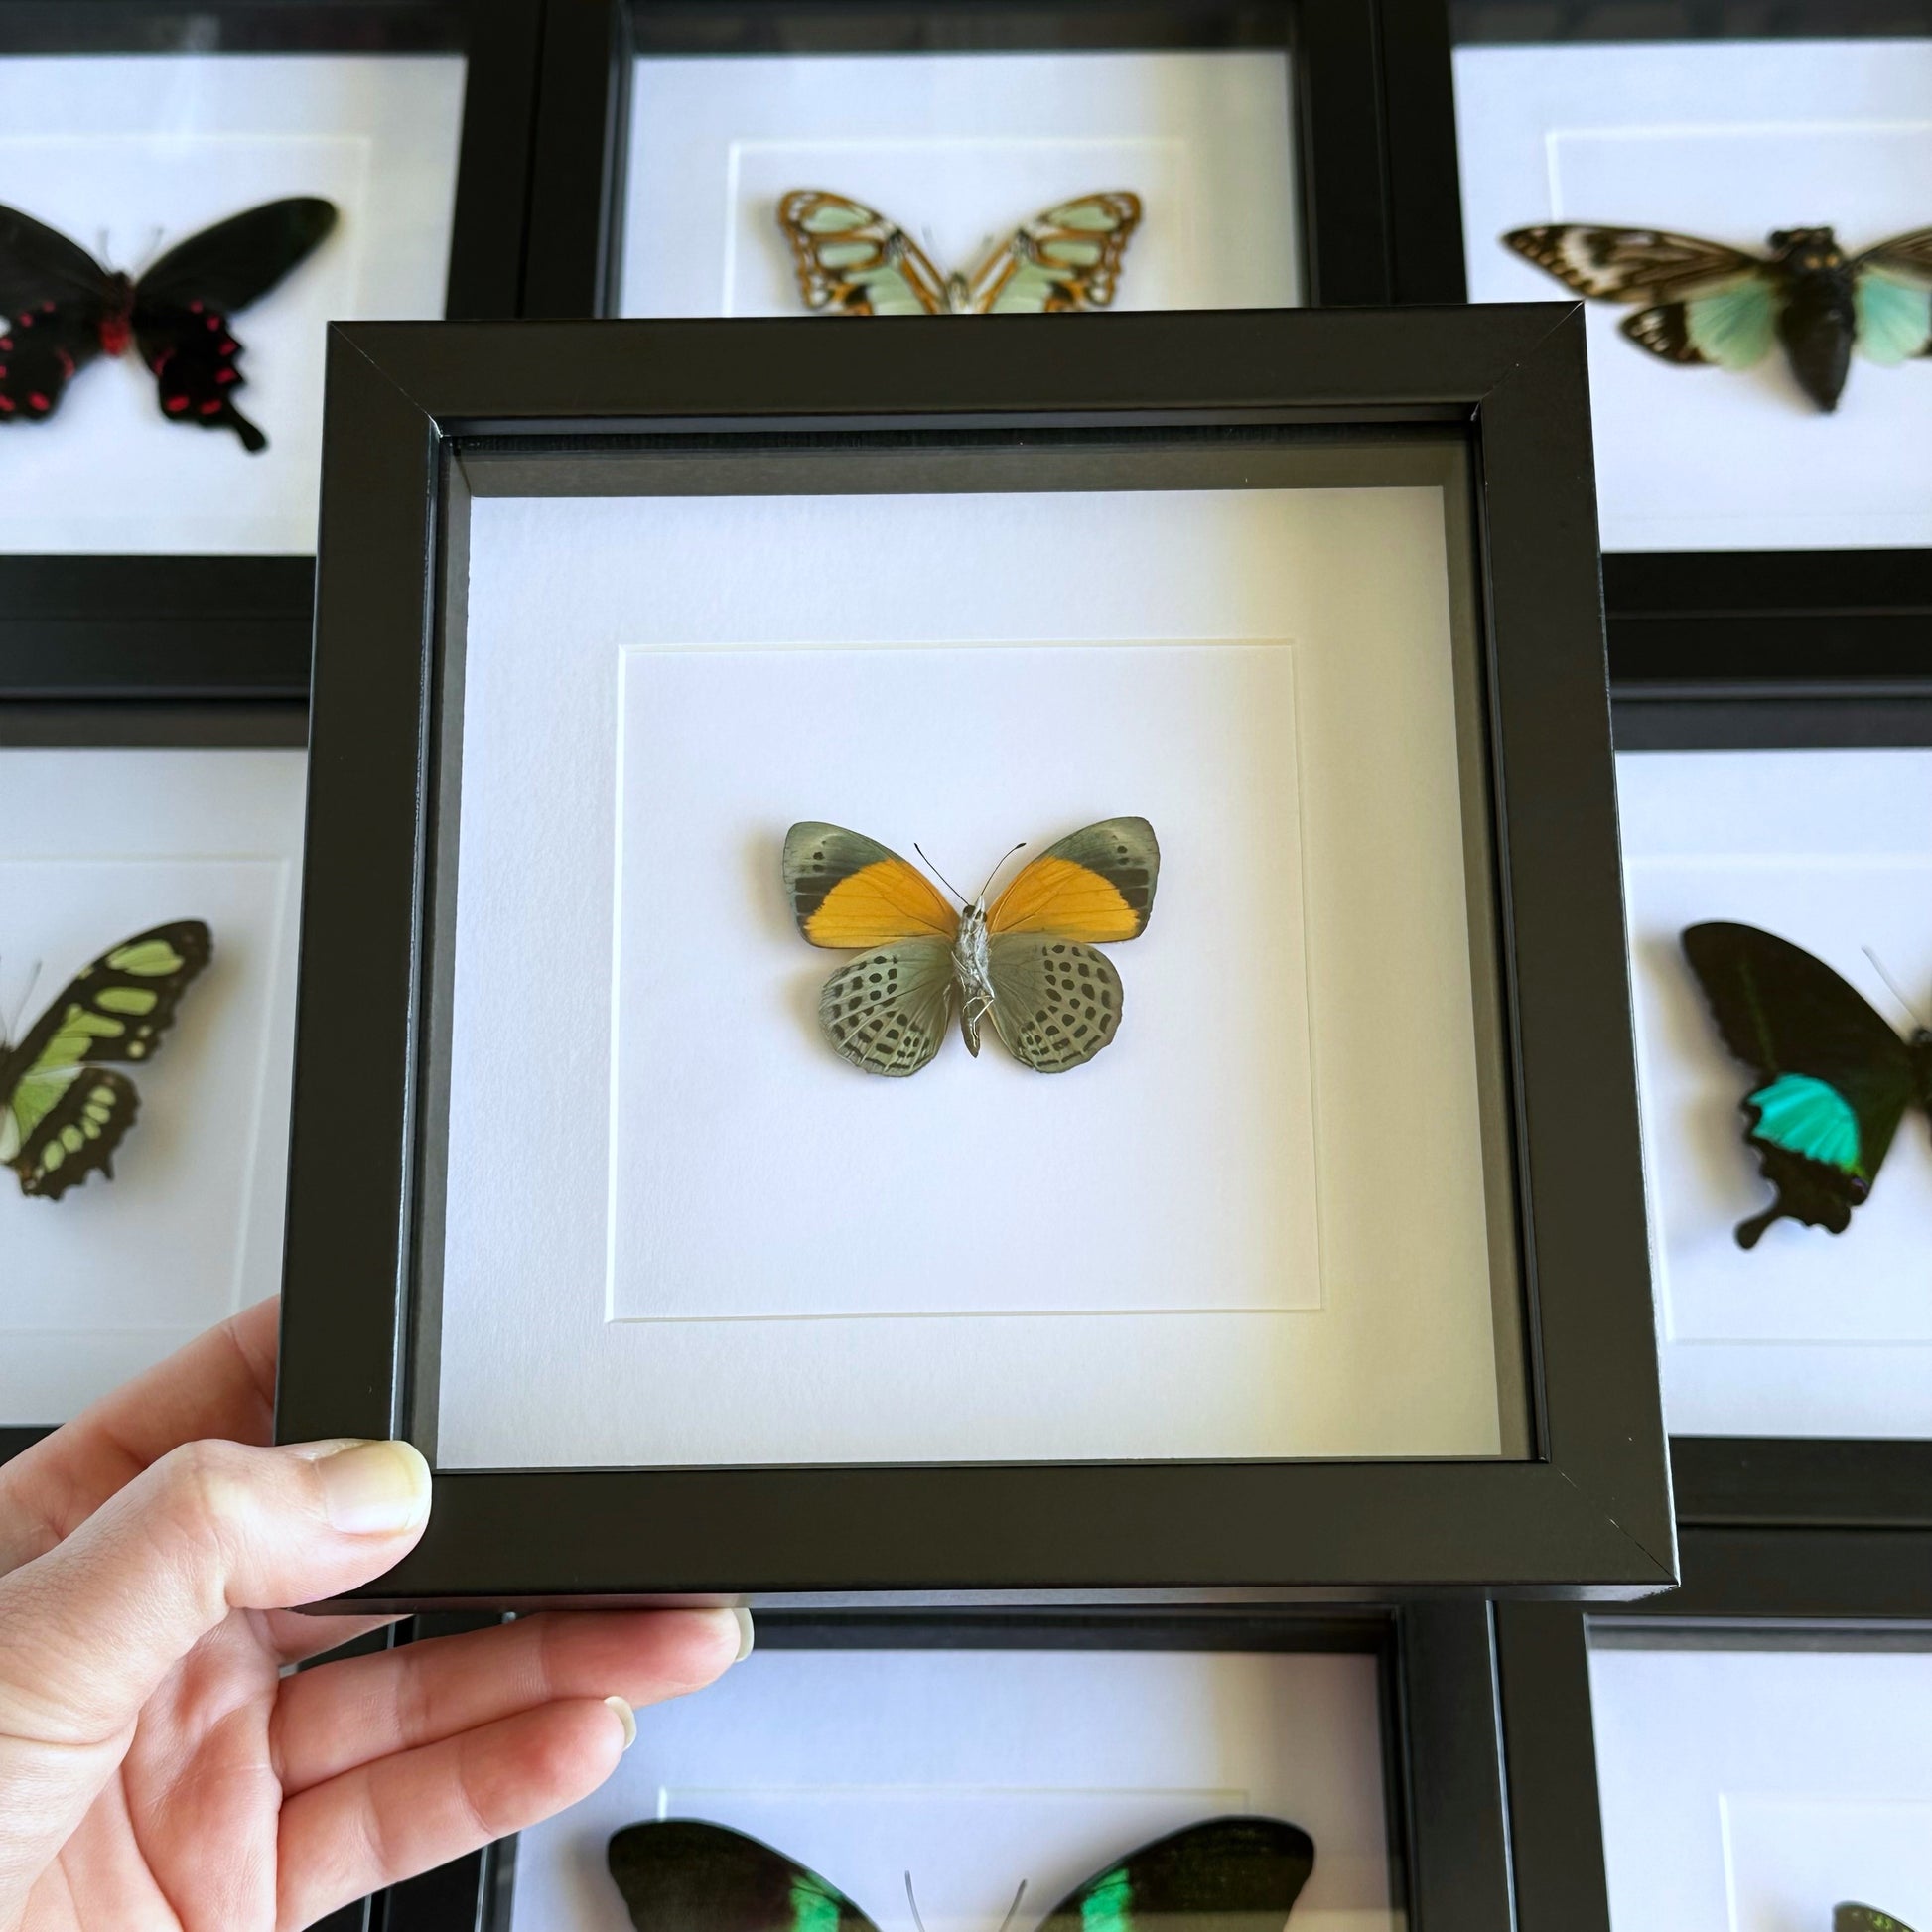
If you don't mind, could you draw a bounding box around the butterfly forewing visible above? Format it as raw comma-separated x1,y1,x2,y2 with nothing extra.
1837,1908,1920,1932
783,823,958,949
0,202,114,426
609,1820,883,1932
988,816,1159,942
968,192,1143,314
1036,1816,1315,1932
776,192,950,315
1682,921,1919,1246
0,921,211,1200
1504,224,1762,304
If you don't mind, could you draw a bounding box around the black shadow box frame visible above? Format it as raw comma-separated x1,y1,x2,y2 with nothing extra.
336,1605,1515,1932
1496,1527,1932,1932
522,0,1467,318
276,301,1674,1607
0,0,544,670
1609,669,1932,1533
0,641,306,1459
1439,0,1932,689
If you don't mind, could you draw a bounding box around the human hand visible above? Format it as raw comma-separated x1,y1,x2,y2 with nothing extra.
0,1298,749,1930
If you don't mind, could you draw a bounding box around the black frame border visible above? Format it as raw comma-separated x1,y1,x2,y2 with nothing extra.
521,0,1468,318
349,1603,1515,1932
277,302,1673,1605
0,0,545,664
1608,674,1932,1530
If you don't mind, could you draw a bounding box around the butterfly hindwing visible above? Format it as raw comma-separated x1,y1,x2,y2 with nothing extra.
776,192,950,316
132,196,336,451
1681,921,1920,1247
0,921,211,1200
968,192,1143,314
608,1820,882,1932
818,935,957,1077
987,934,1125,1072
1036,1815,1315,1932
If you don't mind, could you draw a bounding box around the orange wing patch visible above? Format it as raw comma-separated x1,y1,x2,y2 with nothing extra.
783,822,958,949
988,817,1159,942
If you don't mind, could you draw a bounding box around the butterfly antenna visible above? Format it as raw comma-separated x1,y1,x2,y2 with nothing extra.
903,1872,931,1932
996,1878,1029,1932
977,842,1026,904
1863,945,1929,1030
914,843,969,906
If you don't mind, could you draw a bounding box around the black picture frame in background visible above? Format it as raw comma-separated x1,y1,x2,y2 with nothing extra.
277,302,1673,1605
0,0,544,667
0,643,307,1447
357,1605,1515,1932
1497,1527,1932,1932
521,0,1467,318
1442,0,1932,690
1606,670,1932,1534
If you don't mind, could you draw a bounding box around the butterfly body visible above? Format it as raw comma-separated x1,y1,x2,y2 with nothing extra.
0,921,211,1199
1503,220,1932,410
1681,920,1932,1247
608,1815,1314,1932
783,817,1159,1075
778,190,1142,316
0,197,337,449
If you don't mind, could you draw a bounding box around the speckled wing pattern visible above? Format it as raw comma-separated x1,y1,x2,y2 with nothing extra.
817,937,957,1077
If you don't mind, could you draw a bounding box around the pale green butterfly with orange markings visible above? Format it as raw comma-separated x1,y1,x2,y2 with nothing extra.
777,189,1142,315
0,920,211,1198
783,818,1159,1076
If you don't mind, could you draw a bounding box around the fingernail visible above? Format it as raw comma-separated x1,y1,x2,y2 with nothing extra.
605,1695,637,1750
733,1607,756,1662
315,1440,432,1535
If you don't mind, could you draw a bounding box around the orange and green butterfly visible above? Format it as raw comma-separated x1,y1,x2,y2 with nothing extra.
0,920,210,1198
782,817,1159,1076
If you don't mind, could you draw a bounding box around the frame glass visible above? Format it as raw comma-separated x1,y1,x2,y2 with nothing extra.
274,303,1671,1603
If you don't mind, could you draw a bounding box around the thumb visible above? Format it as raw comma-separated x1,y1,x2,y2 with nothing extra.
0,1436,429,1910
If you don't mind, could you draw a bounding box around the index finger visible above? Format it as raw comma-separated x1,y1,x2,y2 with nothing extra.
0,1296,280,1573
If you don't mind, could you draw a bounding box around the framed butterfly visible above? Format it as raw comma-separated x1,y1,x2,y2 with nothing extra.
1502,222,1932,411
0,196,337,450
0,922,211,1200
1838,1909,1919,1932
1681,921,1932,1248
608,1815,1314,1932
783,817,1159,1076
777,190,1142,315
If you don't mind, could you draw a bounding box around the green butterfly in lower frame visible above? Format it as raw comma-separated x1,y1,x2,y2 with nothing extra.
608,1816,1314,1932
1838,1907,1919,1932
1682,921,1932,1248
0,921,211,1199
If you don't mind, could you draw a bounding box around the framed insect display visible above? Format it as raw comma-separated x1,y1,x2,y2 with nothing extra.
1610,671,1932,1530
520,0,1464,320
0,633,306,1449
1496,1530,1932,1932
351,1607,1517,1932
272,301,1670,1604
1446,0,1932,687
0,0,542,660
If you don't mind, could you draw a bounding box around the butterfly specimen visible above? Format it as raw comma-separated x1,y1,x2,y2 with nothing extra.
1838,1910,1919,1932
777,190,1142,315
608,1815,1314,1932
0,196,337,450
1681,921,1932,1248
0,922,211,1200
1502,222,1932,410
783,817,1159,1076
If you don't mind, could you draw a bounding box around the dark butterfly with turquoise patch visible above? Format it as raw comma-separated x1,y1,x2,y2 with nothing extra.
1682,921,1932,1249
1503,222,1932,411
0,197,336,450
608,1816,1313,1932
1837,1908,1919,1932
0,921,211,1199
